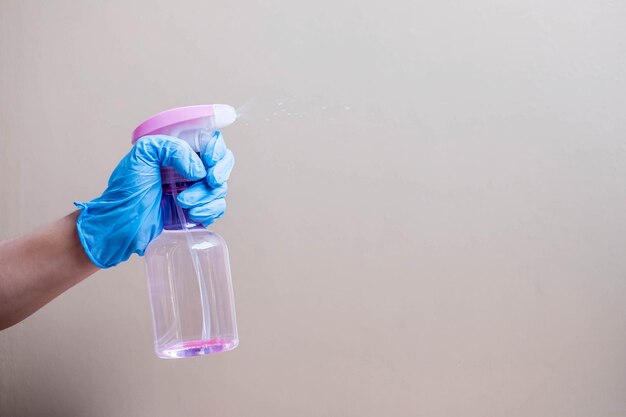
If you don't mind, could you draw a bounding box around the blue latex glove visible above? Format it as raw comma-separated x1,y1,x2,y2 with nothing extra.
75,133,235,269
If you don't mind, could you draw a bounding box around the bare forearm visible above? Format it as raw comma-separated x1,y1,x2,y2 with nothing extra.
0,211,99,330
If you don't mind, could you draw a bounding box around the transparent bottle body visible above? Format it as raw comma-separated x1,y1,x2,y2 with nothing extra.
145,228,238,358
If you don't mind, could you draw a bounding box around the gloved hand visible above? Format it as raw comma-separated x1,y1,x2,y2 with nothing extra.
75,133,234,269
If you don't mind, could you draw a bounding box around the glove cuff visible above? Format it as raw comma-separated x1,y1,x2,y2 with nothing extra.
74,202,111,269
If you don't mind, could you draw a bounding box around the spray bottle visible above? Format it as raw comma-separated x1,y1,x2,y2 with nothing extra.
131,105,238,359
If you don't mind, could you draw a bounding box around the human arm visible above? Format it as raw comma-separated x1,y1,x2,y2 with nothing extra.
0,212,98,330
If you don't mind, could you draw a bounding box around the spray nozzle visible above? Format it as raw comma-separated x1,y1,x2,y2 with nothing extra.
213,104,237,128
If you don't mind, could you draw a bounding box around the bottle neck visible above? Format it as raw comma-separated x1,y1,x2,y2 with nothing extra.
160,167,203,231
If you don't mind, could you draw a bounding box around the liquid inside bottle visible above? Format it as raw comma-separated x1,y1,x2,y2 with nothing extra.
144,168,238,359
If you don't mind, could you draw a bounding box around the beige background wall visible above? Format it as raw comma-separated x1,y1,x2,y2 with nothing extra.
1,0,625,416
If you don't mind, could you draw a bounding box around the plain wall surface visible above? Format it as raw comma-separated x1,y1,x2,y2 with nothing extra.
1,0,625,416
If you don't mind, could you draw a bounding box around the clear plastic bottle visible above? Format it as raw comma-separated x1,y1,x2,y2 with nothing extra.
144,168,238,359
132,105,239,359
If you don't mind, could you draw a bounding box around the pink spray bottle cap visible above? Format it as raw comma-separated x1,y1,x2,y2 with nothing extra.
131,104,237,152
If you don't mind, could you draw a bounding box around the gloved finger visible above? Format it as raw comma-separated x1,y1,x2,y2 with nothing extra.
188,198,227,225
177,182,228,208
201,131,227,168
159,136,208,180
207,149,235,188
134,135,207,181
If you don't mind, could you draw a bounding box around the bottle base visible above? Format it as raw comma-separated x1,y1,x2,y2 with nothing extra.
157,338,238,359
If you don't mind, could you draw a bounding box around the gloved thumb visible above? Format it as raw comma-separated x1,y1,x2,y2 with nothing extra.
137,135,207,181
